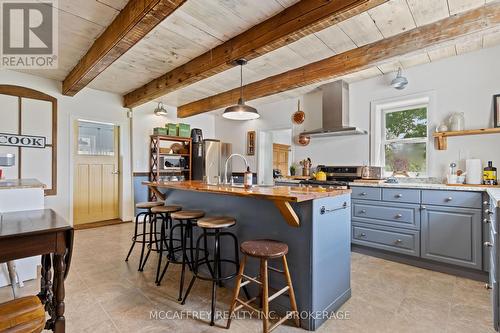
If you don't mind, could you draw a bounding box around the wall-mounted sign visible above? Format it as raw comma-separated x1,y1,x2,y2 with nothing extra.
0,133,46,148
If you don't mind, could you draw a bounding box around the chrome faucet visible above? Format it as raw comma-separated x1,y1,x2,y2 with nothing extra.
224,153,249,185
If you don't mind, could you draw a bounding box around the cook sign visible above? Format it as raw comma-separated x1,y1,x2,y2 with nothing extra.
0,133,46,148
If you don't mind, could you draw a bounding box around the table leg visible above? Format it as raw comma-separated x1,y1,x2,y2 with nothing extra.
6,261,18,298
53,254,66,332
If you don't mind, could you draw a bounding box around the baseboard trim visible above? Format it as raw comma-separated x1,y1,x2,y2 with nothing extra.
74,219,132,230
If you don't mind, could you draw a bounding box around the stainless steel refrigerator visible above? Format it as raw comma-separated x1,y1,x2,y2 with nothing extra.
192,139,232,184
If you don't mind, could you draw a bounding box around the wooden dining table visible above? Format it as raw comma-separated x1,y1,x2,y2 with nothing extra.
0,209,73,333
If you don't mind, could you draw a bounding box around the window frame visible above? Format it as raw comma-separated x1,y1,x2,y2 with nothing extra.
370,93,433,178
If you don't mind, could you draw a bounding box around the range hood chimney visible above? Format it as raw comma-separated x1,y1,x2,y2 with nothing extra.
301,80,367,137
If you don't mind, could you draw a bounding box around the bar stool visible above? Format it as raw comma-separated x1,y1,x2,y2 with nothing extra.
125,201,164,271
156,209,205,302
227,239,300,333
150,204,182,284
181,216,241,326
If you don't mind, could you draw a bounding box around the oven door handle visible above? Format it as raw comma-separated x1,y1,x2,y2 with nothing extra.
320,202,348,214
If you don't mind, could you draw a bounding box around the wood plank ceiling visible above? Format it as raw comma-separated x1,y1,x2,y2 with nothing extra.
16,0,500,111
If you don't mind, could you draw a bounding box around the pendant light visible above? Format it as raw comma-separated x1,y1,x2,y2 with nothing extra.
223,59,260,120
391,67,408,90
154,102,168,116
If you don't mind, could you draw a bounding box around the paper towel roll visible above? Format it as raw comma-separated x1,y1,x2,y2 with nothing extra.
466,159,482,184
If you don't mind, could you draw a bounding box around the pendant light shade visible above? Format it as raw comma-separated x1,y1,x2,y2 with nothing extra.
223,59,260,120
391,67,408,90
154,102,168,116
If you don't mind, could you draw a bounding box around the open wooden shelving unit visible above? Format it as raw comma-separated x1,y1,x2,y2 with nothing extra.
149,135,192,200
433,128,500,150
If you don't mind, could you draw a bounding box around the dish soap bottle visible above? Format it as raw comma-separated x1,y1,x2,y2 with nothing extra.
483,161,498,185
244,166,253,189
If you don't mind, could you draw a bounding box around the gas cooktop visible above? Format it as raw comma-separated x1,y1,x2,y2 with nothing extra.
299,180,349,189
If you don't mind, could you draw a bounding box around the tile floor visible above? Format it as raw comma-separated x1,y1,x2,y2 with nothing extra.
0,223,495,333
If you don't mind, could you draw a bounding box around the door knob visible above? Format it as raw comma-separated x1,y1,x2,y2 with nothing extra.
485,283,493,290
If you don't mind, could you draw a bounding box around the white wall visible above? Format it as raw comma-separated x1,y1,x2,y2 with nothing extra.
215,45,500,179
131,102,215,172
0,69,134,223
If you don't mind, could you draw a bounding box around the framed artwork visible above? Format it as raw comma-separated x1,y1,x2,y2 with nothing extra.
247,131,255,156
495,94,500,128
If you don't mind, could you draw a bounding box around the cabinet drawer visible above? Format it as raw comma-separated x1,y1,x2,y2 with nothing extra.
352,200,420,229
351,187,381,201
422,190,482,209
382,188,421,203
352,222,420,257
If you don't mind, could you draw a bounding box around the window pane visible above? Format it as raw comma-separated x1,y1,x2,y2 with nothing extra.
385,107,427,140
78,121,115,156
385,142,426,174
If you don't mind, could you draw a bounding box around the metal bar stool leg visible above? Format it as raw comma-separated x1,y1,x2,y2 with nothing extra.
138,212,149,271
139,212,155,271
155,213,166,284
210,229,221,326
181,232,204,305
125,211,145,262
178,220,187,301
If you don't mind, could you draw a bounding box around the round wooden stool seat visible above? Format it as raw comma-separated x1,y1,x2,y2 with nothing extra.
0,296,45,332
136,201,165,209
171,210,205,220
197,216,236,229
151,205,182,214
240,239,288,259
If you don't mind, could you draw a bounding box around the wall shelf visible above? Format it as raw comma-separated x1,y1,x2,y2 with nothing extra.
433,128,500,150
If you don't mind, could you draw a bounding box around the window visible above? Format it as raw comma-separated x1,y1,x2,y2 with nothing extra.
77,121,116,156
371,95,431,177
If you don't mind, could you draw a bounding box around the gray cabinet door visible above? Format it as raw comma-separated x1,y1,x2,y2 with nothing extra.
421,205,482,269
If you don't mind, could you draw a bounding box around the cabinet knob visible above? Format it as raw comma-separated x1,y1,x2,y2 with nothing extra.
446,197,453,202
360,192,367,196
395,194,403,198
360,209,367,214
484,218,491,224
395,213,403,218
394,239,403,244
484,241,493,248
420,206,427,210
359,233,367,238
484,200,490,206
485,283,493,290
485,209,493,215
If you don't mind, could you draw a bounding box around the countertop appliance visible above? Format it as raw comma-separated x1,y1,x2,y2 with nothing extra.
159,155,186,171
361,166,385,180
192,139,232,183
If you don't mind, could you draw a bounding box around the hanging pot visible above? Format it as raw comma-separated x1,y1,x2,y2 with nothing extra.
294,134,310,146
292,100,305,125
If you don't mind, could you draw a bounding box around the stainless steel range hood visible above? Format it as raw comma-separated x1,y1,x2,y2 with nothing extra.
301,80,367,137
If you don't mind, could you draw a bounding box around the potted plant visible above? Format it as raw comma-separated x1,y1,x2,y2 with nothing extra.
290,164,297,176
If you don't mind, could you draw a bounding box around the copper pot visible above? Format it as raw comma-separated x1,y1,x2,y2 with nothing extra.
292,100,305,125
295,134,310,146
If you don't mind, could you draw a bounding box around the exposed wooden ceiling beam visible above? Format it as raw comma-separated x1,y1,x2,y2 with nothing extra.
62,0,186,96
123,0,389,108
177,3,500,118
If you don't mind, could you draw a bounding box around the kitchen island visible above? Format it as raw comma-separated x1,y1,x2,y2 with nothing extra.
145,181,352,331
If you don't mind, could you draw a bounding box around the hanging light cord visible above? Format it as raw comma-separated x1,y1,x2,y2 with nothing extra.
239,64,243,101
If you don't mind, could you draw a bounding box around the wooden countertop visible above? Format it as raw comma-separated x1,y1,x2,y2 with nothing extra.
0,209,71,239
144,180,351,202
0,178,46,190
